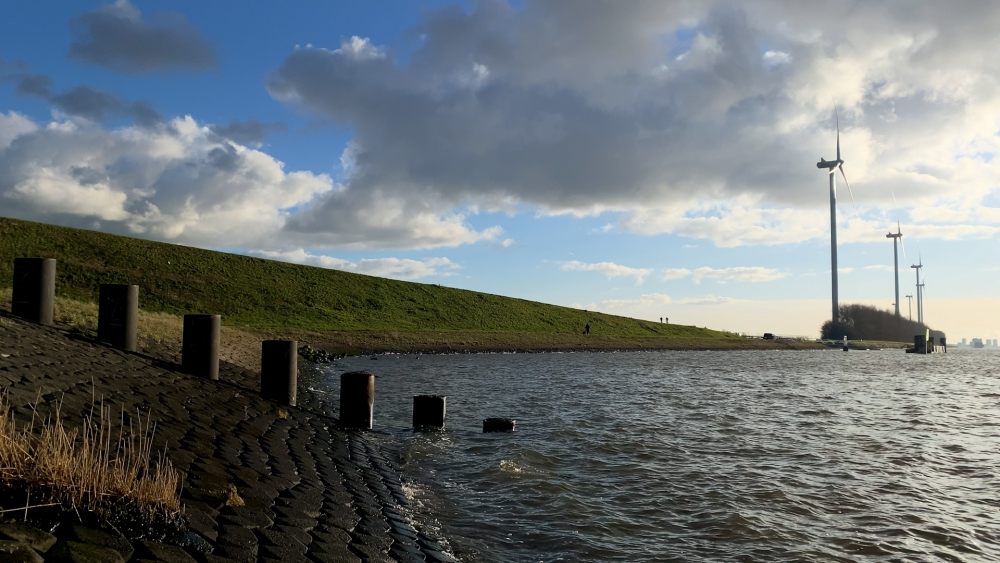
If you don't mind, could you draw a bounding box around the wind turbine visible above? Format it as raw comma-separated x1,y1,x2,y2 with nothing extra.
886,220,903,316
911,256,924,325
886,191,906,317
905,294,913,321
816,106,857,323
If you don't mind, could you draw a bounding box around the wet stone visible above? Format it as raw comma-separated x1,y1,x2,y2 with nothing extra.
256,529,307,554
216,526,257,549
308,542,361,563
216,506,273,529
65,525,134,561
214,544,257,563
0,522,57,552
346,543,392,563
48,541,125,563
134,541,197,563
257,545,311,562
0,540,43,563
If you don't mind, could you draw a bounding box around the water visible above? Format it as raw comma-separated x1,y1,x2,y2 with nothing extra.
315,349,1000,562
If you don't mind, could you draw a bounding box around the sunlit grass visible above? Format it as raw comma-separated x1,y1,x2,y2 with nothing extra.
0,216,734,340
0,390,181,517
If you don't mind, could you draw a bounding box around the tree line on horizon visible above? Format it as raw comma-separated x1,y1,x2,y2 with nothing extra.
820,303,943,343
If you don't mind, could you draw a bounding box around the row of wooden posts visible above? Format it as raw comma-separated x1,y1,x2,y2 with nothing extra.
9,258,516,433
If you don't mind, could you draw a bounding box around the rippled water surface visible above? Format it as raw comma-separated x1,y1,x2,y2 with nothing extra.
318,350,1000,562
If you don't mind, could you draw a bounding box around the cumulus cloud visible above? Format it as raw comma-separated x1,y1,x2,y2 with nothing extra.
0,114,331,247
0,113,498,251
661,266,786,283
68,0,217,73
560,260,652,284
210,119,288,145
250,248,460,280
48,85,162,125
264,1,1000,247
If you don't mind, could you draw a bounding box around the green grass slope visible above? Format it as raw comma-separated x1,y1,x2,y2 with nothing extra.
0,217,736,340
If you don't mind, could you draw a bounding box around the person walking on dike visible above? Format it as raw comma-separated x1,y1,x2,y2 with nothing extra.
584,323,590,335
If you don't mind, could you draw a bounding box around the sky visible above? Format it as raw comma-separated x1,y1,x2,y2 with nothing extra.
1,0,999,340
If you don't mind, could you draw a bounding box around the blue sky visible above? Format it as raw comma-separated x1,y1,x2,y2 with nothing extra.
2,1,999,339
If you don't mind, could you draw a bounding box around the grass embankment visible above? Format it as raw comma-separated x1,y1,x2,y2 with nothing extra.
0,217,820,355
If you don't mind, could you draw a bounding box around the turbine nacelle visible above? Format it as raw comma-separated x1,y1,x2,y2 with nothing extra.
816,157,842,170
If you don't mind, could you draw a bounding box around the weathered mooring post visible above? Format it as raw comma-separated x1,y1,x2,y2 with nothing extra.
914,334,927,354
413,395,446,429
261,340,297,406
842,336,849,352
483,417,516,432
340,371,375,430
11,258,56,325
97,284,138,351
182,314,221,380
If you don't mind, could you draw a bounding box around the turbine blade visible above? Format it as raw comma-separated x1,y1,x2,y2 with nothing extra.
899,230,907,263
835,105,841,162
839,164,858,216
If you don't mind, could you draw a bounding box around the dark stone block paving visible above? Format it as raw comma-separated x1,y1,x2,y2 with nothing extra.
0,315,457,563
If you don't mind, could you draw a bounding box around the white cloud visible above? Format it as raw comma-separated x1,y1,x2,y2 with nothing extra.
661,266,785,283
251,248,459,280
263,2,1000,248
561,260,652,284
0,114,499,250
763,50,791,66
0,112,37,150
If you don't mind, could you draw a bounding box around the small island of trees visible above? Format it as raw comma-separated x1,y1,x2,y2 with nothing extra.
821,304,944,343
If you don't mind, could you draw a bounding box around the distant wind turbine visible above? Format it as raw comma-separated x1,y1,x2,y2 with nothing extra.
905,294,913,321
886,191,906,317
816,106,858,323
911,256,924,325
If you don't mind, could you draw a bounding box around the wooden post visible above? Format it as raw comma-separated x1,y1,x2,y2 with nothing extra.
483,417,516,432
340,371,375,430
413,395,446,429
261,340,297,406
11,258,55,325
182,314,221,379
97,284,138,351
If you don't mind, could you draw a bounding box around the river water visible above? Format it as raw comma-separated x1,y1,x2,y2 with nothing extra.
315,349,1000,562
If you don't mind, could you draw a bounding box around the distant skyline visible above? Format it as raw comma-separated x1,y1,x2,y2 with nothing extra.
1,1,998,339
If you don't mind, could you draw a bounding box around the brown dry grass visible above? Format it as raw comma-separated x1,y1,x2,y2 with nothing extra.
0,390,181,516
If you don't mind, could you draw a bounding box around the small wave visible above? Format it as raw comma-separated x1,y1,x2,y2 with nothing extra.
499,459,525,474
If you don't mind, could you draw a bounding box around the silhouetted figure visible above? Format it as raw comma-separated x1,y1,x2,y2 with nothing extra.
665,317,669,324
660,317,663,323
584,323,590,335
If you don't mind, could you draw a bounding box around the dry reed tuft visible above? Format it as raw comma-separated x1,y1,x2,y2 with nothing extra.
0,389,182,518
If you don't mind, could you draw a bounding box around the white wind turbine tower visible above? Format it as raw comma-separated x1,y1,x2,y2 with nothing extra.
911,256,924,324
816,107,857,324
886,215,905,316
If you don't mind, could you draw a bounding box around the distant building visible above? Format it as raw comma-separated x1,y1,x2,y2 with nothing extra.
972,338,984,348
962,338,967,346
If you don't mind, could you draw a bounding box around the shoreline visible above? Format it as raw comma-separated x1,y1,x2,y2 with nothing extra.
0,312,461,562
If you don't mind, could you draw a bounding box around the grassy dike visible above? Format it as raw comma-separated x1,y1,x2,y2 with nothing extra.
0,217,821,359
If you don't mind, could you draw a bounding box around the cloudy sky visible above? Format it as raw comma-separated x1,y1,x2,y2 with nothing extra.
2,0,999,340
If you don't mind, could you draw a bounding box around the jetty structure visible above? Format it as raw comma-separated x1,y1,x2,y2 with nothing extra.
816,107,857,324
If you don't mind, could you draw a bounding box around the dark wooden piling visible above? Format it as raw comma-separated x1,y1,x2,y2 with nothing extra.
340,371,375,430
97,284,138,351
413,395,446,429
261,340,297,406
182,314,221,380
483,417,516,432
11,258,55,325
